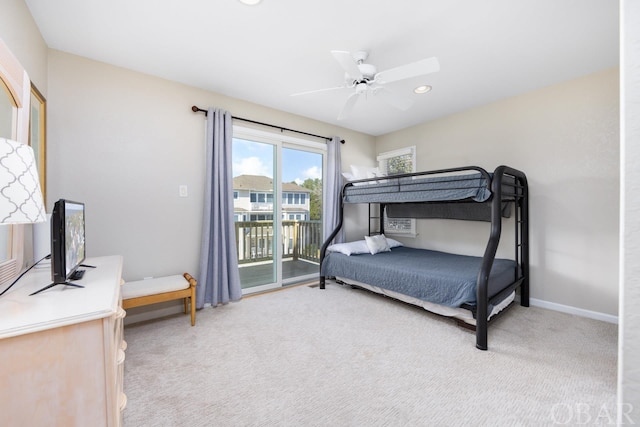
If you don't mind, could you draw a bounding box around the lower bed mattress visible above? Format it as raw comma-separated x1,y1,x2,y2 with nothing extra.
321,246,518,312
332,277,515,325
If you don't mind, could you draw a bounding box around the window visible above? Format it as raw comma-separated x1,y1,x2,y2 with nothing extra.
282,193,307,205
250,192,272,204
250,214,274,221
378,146,416,176
377,146,417,236
233,191,238,199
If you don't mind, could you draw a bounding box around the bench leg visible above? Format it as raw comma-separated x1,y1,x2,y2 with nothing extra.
190,288,196,326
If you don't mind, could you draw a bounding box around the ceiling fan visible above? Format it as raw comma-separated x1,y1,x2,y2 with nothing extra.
292,50,440,120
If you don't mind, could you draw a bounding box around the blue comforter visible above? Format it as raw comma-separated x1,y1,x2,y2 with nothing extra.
320,246,517,308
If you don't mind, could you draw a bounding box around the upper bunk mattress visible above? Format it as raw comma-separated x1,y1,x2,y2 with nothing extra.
343,172,491,204
320,246,517,308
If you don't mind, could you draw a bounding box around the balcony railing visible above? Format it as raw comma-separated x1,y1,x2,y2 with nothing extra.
250,203,273,211
235,220,322,265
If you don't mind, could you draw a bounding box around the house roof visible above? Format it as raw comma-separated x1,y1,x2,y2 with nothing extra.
233,175,310,193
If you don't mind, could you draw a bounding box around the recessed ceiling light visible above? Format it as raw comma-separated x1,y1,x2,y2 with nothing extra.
414,85,432,94
239,0,262,5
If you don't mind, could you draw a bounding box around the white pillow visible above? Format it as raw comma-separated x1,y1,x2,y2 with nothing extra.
350,165,382,180
384,235,403,248
341,172,354,181
326,240,370,256
326,236,401,256
364,234,391,254
341,171,368,186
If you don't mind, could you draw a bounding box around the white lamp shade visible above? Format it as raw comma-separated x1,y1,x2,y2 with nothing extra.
0,137,46,224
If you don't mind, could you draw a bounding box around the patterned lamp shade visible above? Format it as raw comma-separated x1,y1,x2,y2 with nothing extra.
0,137,46,224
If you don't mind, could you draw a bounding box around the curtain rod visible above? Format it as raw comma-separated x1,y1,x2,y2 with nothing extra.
191,106,345,144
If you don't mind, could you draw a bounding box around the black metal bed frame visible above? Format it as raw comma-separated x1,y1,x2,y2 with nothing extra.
319,165,529,351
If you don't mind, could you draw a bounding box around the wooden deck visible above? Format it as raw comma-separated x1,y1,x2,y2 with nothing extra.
239,259,319,288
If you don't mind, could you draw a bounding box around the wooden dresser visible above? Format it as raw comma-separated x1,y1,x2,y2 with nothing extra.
0,255,126,426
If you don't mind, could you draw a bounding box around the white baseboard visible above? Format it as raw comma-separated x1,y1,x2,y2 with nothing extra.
529,298,619,324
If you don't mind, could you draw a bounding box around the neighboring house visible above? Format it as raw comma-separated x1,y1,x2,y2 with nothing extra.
233,175,311,222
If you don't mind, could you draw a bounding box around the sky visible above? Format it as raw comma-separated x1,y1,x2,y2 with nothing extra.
232,138,322,184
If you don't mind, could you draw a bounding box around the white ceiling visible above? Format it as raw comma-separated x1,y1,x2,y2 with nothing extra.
25,0,619,136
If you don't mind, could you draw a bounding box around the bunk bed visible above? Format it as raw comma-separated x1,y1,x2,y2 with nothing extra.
319,165,529,350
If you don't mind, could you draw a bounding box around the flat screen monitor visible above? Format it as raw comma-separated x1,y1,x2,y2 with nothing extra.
51,199,85,284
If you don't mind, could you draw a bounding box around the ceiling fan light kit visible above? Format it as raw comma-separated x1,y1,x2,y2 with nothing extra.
292,49,440,120
355,82,368,94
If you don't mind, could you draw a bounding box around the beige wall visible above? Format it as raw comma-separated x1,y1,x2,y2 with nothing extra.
376,68,620,317
46,50,375,282
0,0,48,94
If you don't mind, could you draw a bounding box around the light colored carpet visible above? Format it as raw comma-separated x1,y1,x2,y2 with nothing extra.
123,282,617,426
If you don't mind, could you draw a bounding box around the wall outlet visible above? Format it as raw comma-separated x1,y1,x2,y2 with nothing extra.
179,185,188,197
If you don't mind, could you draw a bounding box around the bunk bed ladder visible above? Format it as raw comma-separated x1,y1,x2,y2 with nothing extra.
476,166,529,350
518,173,530,307
368,203,384,235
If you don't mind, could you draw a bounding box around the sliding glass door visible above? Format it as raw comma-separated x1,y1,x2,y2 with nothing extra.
232,128,325,294
281,147,323,282
232,137,277,290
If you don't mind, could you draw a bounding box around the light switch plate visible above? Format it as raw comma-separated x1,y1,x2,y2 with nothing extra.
179,185,188,197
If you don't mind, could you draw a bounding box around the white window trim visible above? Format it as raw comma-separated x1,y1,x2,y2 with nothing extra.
376,146,416,163
234,126,327,151
377,146,417,238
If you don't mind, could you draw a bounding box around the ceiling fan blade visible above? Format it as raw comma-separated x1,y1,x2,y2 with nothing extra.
331,50,363,81
338,92,360,120
290,86,347,97
375,57,440,84
375,87,414,111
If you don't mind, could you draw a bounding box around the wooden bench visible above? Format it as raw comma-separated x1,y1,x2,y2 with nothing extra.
122,273,197,326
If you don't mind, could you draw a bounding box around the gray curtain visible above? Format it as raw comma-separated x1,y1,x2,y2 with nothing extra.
323,136,345,244
197,108,242,308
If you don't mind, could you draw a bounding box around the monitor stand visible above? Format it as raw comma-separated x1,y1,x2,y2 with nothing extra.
29,281,85,296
